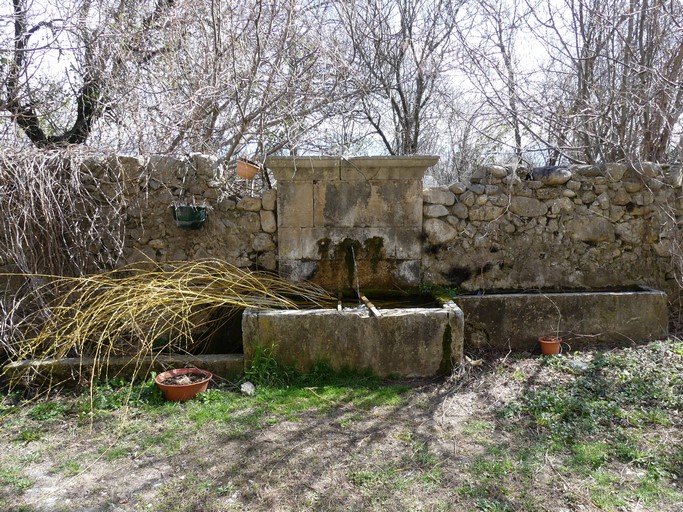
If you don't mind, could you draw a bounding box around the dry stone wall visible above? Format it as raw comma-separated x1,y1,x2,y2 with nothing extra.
96,154,277,270
421,163,683,297
68,153,683,302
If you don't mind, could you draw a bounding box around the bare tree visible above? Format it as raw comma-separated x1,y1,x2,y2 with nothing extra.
455,0,530,164
334,0,464,155
526,0,683,163
0,0,355,160
0,0,178,148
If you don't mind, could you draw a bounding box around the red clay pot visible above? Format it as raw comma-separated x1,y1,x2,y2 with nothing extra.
155,368,212,401
236,159,259,180
539,335,562,355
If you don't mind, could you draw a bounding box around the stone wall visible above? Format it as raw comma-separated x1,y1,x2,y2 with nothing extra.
98,154,278,270
110,155,682,302
38,153,681,303
421,163,682,298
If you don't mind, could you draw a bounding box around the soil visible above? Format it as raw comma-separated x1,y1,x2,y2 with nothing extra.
1,343,681,511
159,373,210,386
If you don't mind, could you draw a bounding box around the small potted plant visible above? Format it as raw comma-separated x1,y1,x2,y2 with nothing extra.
236,158,260,180
170,198,211,229
538,335,563,355
155,367,213,401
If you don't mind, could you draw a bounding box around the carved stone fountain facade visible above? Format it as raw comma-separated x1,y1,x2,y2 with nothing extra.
267,155,438,293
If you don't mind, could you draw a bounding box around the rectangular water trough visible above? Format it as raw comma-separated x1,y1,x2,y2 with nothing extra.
454,287,668,353
242,301,464,378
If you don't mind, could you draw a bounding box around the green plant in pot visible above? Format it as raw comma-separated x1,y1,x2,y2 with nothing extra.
538,294,563,355
171,198,212,229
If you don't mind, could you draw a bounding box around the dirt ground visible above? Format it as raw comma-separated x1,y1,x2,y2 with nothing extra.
1,344,681,512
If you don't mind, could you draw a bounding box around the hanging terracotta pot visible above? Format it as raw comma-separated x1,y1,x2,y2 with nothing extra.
155,368,212,401
237,159,259,180
538,335,562,355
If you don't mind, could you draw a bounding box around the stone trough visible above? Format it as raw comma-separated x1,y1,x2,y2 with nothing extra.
455,287,668,353
242,301,464,378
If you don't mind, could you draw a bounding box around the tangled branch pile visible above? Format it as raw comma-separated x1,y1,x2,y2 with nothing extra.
2,259,335,386
0,147,126,278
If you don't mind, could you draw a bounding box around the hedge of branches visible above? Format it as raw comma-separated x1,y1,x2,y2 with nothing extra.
0,147,129,359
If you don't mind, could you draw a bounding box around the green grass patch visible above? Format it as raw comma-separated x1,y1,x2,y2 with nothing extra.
0,465,34,492
490,339,683,509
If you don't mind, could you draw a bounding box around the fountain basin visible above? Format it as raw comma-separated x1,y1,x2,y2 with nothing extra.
242,301,463,377
455,287,668,352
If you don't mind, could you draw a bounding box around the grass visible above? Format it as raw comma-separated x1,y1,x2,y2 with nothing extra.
0,339,681,511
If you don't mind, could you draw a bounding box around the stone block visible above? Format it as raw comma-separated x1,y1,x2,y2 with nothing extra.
278,227,303,259
277,181,314,228
615,219,647,245
449,182,468,194
256,251,277,271
509,196,547,217
611,188,632,206
469,205,505,221
261,189,277,211
566,216,615,242
531,166,572,185
395,229,423,259
423,187,456,205
469,184,486,195
424,204,449,218
278,260,317,281
451,202,469,219
424,218,458,244
340,156,438,181
314,180,422,228
252,233,276,252
236,212,262,233
260,210,277,233
605,163,627,181
237,196,262,211
242,302,464,378
455,288,667,352
267,156,341,181
549,197,575,215
573,164,604,177
664,165,683,187
190,153,219,178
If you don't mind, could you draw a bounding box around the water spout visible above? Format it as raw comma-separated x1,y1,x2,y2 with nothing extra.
350,245,361,305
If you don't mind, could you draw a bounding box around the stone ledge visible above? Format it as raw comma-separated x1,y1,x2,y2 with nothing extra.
4,354,244,388
267,155,439,181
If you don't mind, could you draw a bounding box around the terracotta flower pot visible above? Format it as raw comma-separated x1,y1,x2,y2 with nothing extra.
155,368,212,401
236,159,259,180
539,335,562,355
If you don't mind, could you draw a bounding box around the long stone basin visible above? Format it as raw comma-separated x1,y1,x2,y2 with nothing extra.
455,287,668,352
242,302,464,377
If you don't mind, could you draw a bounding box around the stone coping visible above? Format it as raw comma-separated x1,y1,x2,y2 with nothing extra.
266,155,439,181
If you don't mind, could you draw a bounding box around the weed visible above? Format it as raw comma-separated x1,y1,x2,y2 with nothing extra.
463,419,495,437
16,429,41,442
419,281,462,300
0,466,34,492
571,441,609,470
28,401,68,421
243,344,295,387
52,460,81,477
